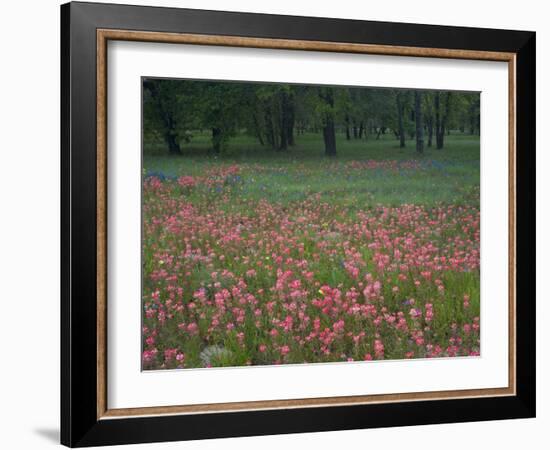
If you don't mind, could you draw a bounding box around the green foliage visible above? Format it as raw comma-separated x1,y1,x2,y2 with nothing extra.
143,78,202,153
198,82,246,152
143,78,481,156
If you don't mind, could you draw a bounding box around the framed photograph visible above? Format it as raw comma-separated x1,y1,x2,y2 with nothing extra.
61,1,535,447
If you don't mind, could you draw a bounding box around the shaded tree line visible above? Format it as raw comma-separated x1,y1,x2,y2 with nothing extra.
143,78,480,157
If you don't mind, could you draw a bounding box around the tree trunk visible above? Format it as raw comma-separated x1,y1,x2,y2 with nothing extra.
440,92,452,146
396,93,406,148
323,118,337,157
212,127,222,154
345,115,351,140
319,88,337,157
435,92,443,150
427,116,433,147
287,96,295,146
278,91,290,150
162,113,181,155
359,122,364,139
264,107,276,149
252,113,264,146
279,127,288,150
414,91,424,154
165,131,181,155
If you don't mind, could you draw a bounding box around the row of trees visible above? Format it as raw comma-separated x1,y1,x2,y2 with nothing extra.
143,78,480,156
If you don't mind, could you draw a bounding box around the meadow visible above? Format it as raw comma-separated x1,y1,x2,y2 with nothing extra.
142,132,480,369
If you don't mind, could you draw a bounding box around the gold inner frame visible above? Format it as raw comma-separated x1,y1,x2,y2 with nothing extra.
96,29,517,420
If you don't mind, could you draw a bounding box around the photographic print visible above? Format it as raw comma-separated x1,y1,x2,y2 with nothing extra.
141,78,481,370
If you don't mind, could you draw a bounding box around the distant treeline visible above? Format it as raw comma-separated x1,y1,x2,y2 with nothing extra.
143,78,480,156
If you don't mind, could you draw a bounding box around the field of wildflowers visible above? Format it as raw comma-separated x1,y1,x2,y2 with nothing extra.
142,135,480,370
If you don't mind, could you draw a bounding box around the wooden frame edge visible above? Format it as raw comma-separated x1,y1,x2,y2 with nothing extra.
100,387,515,419
97,29,108,419
508,55,517,395
96,28,517,420
98,29,516,61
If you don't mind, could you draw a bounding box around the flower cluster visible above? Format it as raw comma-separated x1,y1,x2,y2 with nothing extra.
142,163,480,369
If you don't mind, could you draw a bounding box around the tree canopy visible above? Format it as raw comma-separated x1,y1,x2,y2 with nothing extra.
143,78,480,156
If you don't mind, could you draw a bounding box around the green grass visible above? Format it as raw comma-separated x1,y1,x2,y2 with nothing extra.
144,131,480,208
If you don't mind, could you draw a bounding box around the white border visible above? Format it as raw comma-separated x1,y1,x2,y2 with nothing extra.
107,41,509,409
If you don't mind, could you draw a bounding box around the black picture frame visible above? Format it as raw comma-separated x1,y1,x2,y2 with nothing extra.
61,1,535,447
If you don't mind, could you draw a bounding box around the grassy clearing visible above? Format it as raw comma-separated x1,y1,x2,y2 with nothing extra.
144,132,479,208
